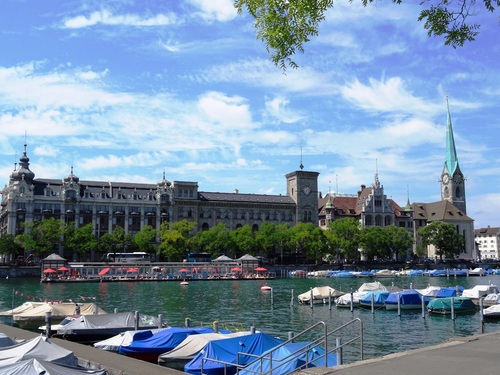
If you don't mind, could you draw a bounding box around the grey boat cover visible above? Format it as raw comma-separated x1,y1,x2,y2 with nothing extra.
57,311,162,335
158,331,253,363
357,281,388,292
0,336,77,366
93,328,165,352
0,333,17,348
0,358,107,375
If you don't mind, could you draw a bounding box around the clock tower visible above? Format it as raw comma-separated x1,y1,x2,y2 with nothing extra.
440,98,467,214
286,167,319,225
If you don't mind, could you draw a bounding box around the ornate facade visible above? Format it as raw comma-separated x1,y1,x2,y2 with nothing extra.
0,145,319,259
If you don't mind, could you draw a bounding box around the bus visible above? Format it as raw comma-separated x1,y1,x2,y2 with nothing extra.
186,252,212,262
105,252,151,263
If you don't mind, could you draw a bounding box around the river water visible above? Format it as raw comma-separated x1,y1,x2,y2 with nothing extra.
1,274,499,363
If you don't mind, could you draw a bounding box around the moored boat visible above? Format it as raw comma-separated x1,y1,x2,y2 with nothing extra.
297,286,344,305
427,297,477,315
385,289,428,311
359,291,390,309
482,304,500,319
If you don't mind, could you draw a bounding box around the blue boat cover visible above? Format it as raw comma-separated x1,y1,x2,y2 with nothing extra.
360,291,390,305
385,289,424,306
239,342,337,375
435,286,463,298
119,326,216,355
184,332,284,375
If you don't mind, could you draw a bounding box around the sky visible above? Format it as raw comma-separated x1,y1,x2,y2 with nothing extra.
0,0,499,229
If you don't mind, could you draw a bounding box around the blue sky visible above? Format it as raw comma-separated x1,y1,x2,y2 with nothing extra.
1,1,499,229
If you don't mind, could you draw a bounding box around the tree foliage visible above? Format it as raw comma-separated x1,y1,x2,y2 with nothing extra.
0,234,21,261
64,223,98,261
15,218,64,257
235,0,499,70
418,221,465,260
133,225,158,254
328,218,361,260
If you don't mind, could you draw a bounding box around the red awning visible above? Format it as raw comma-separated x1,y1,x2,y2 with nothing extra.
43,268,56,273
98,267,110,276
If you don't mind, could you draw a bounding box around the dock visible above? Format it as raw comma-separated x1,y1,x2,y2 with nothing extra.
2,323,500,375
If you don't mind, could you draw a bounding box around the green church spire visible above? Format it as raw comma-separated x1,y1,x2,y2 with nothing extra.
445,97,459,175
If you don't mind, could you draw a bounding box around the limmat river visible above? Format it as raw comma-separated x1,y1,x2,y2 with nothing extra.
1,274,500,363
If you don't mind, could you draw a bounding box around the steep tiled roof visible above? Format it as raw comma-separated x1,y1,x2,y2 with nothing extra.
198,191,294,205
413,200,472,222
474,227,500,236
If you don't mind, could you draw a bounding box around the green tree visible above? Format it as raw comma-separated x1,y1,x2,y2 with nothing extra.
359,226,391,261
384,225,414,261
235,0,498,70
287,222,318,263
133,225,157,255
15,218,65,257
230,225,256,258
254,222,279,258
64,223,98,261
418,221,465,260
158,220,196,261
0,234,21,263
328,218,361,261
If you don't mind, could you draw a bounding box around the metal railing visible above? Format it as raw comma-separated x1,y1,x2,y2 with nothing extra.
198,319,364,375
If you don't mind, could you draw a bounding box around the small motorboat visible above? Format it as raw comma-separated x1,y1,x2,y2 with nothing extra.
180,280,189,286
261,283,272,291
297,286,344,304
427,297,477,315
483,304,500,319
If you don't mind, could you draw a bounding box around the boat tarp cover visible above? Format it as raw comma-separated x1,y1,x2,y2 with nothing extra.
435,287,462,298
297,287,344,303
357,281,387,292
483,304,500,318
335,291,367,306
238,342,337,375
184,332,284,375
0,358,107,375
57,311,161,335
427,297,476,313
385,289,423,306
359,291,390,305
0,336,77,366
415,286,442,297
0,333,17,348
119,327,215,355
0,302,105,322
93,329,160,352
158,332,252,363
462,285,499,298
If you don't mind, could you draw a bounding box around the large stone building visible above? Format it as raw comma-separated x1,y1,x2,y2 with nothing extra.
0,145,319,259
474,227,500,260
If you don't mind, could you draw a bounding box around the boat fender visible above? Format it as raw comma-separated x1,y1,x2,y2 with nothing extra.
185,317,191,327
213,320,219,333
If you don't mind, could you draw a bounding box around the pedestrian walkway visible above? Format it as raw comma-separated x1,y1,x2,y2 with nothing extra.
301,330,500,375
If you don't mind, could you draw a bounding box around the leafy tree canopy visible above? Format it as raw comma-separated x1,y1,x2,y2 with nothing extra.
418,221,465,260
235,0,499,70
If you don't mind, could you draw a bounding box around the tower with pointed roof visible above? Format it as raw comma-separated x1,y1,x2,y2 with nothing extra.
440,98,466,213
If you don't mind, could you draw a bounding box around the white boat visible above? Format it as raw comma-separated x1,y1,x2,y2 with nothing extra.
297,286,344,304
415,286,442,298
483,304,500,319
0,358,107,375
462,284,499,299
0,301,106,330
373,269,397,278
335,281,388,308
468,267,485,276
93,328,166,352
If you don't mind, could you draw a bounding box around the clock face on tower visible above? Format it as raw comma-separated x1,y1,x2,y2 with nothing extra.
456,174,464,184
442,174,449,184
303,186,311,195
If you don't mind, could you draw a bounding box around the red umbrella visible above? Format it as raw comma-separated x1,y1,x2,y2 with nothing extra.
58,266,70,271
255,267,267,271
99,267,110,276
231,267,242,272
43,268,56,273
127,267,138,273
178,268,189,273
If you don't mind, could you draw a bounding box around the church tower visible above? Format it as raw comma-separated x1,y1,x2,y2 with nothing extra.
440,98,466,213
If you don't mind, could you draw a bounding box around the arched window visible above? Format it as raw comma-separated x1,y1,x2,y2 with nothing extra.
365,215,372,226
443,186,449,198
455,186,461,198
375,215,382,226
385,216,392,226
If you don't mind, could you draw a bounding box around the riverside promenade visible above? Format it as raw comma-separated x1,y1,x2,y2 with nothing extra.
1,323,499,375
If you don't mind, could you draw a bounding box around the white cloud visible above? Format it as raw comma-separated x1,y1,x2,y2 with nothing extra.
62,10,178,29
188,0,238,22
264,97,304,124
